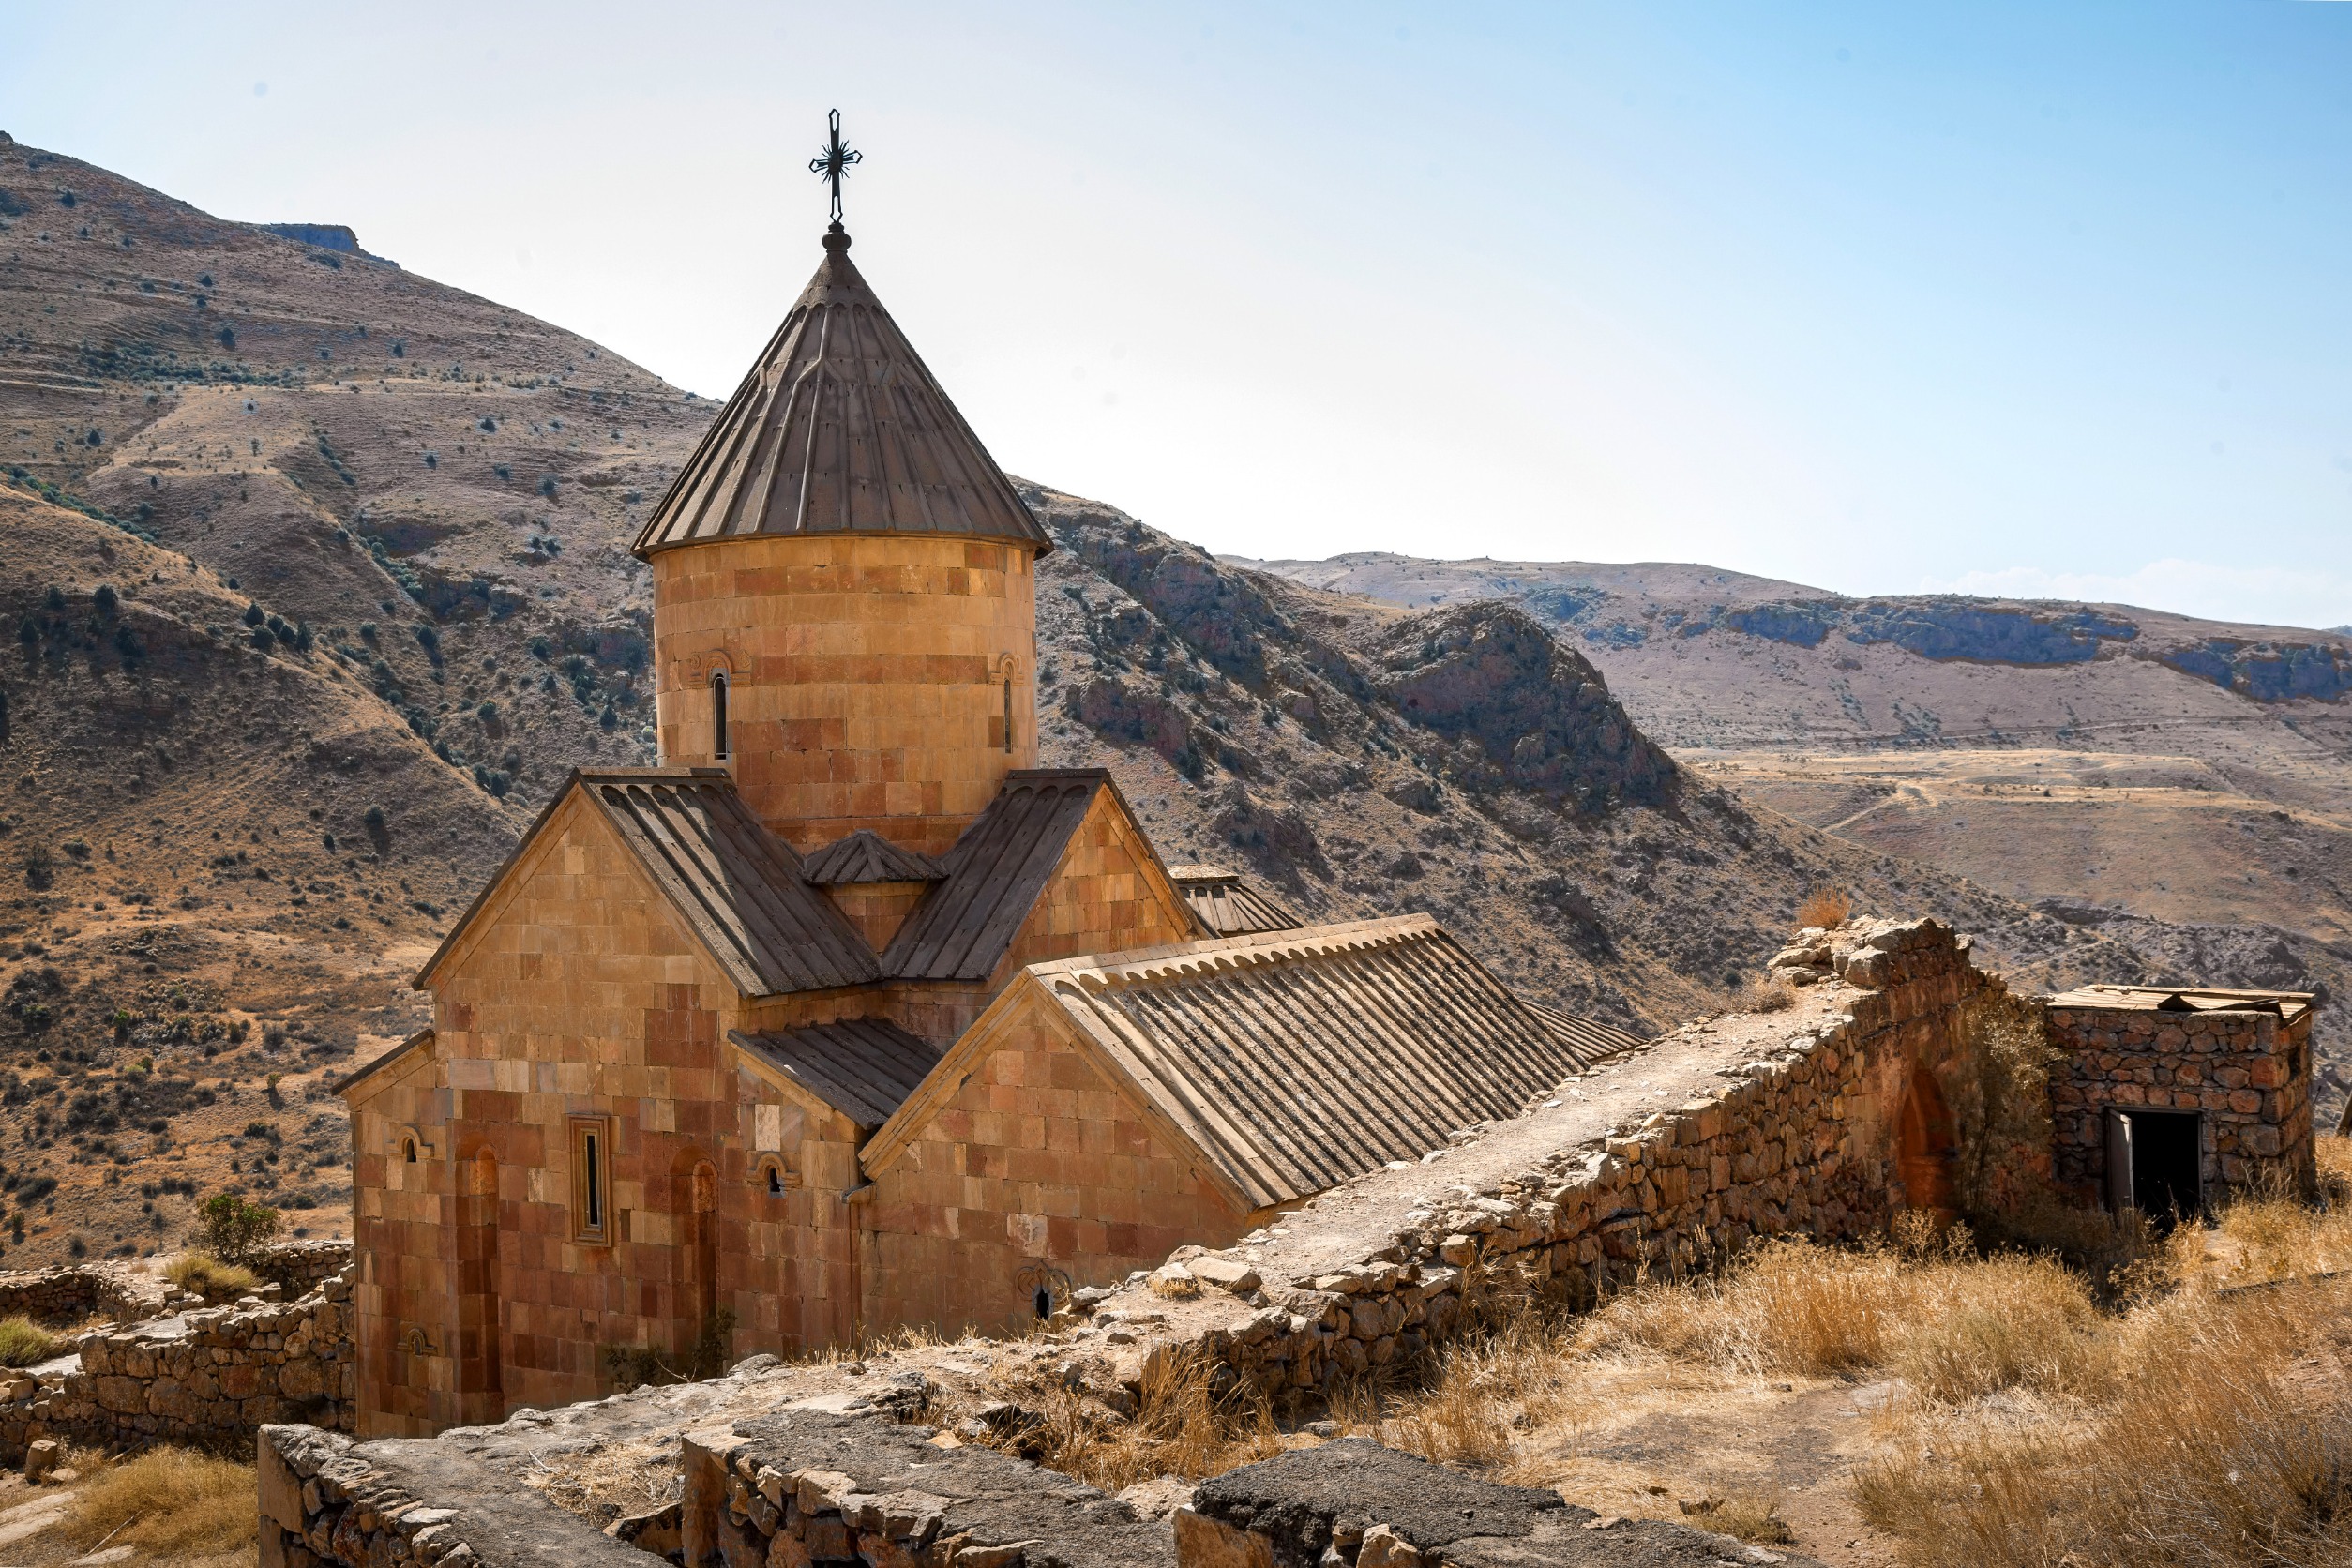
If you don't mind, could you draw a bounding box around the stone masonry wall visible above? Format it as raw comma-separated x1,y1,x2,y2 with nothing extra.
1077,917,1997,1399
0,1262,180,1326
2049,999,2316,1201
0,1266,355,1461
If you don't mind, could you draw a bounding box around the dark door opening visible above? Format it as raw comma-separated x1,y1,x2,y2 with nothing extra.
2106,1108,2202,1225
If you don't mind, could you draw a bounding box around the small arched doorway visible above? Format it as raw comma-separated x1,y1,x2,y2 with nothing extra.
1896,1068,1959,1217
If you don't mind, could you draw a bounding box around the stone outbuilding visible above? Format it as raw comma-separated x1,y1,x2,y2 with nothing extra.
2045,984,2317,1217
338,218,1641,1439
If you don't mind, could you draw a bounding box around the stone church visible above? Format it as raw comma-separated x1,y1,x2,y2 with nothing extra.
340,219,1639,1438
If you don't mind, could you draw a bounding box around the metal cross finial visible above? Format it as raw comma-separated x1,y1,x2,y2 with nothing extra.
809,109,862,226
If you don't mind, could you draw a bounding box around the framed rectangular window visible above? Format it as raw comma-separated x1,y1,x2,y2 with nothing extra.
569,1115,612,1244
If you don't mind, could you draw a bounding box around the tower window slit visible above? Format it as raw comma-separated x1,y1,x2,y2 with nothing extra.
712,671,730,761
1003,676,1012,754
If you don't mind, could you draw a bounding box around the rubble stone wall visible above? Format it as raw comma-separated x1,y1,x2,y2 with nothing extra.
0,1269,355,1461
252,1240,356,1298
0,1262,175,1326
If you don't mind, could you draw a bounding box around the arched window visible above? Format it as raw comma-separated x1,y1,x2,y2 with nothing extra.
752,1154,797,1196
711,671,730,761
403,1138,417,1164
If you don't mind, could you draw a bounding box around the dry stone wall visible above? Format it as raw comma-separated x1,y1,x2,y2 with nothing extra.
1079,918,1995,1399
0,1261,186,1325
0,1267,354,1461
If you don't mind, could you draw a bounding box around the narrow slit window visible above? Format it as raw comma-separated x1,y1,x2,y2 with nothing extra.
711,672,730,761
570,1116,611,1244
403,1138,417,1164
1002,676,1013,754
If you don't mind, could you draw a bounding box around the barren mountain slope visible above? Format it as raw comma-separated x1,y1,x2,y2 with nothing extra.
0,132,2341,1270
0,483,526,1264
1247,552,2352,1086
1020,487,2259,1043
0,130,707,802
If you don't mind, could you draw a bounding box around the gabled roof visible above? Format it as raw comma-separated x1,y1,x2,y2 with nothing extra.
882,769,1184,981
804,829,945,886
631,228,1051,560
1165,864,1301,937
415,770,879,998
731,1020,942,1132
334,1028,436,1100
867,914,1623,1210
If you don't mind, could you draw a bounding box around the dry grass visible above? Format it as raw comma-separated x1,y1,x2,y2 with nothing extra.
64,1446,257,1559
0,1315,55,1366
163,1250,260,1301
1855,1281,2352,1568
1794,887,1852,928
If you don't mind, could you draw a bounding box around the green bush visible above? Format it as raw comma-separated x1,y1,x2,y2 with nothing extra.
196,1194,279,1264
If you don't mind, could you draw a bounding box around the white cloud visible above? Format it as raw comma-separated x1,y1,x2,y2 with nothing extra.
1922,560,2352,633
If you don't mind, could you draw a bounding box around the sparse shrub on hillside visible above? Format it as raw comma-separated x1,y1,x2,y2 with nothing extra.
422,449,438,469
538,473,558,499
21,848,50,891
1794,886,1852,928
196,1193,279,1263
217,324,234,350
91,583,116,614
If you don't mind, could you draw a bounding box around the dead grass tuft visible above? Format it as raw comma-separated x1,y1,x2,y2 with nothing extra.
66,1446,257,1558
165,1249,260,1301
1794,887,1852,929
0,1314,55,1366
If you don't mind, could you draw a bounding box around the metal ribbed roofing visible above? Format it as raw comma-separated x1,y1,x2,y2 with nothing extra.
1030,914,1620,1208
1165,864,1301,937
803,829,945,886
581,774,881,996
882,770,1114,981
1521,998,1647,1062
631,229,1050,559
731,1019,942,1130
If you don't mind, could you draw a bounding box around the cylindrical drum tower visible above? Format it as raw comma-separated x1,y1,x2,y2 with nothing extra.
634,225,1052,856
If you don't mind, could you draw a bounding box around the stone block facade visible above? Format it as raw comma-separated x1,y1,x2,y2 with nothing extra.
2047,986,2316,1205
352,774,1198,1436
651,535,1039,856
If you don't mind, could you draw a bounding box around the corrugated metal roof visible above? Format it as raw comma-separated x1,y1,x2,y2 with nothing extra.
882,770,1112,981
581,772,880,996
2045,984,2314,1024
1522,998,1646,1063
803,829,945,886
731,1019,942,1131
1165,864,1301,936
1030,914,1620,1209
631,229,1050,559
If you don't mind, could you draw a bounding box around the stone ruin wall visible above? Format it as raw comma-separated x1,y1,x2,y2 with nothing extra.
1125,917,2000,1401
2048,1000,2316,1201
0,1265,356,1463
0,1239,353,1333
241,915,1993,1568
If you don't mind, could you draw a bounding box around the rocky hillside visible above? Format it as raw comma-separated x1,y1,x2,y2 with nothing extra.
1022,487,2199,1037
0,131,2339,1267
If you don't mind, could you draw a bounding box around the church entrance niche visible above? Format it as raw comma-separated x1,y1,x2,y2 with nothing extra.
1896,1068,1957,1216
453,1147,503,1421
2106,1108,2203,1226
673,1157,727,1379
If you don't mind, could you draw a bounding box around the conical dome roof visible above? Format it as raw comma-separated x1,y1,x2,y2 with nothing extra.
633,227,1050,558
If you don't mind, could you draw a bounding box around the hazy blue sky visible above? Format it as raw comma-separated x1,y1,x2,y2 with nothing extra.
8,2,2352,627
